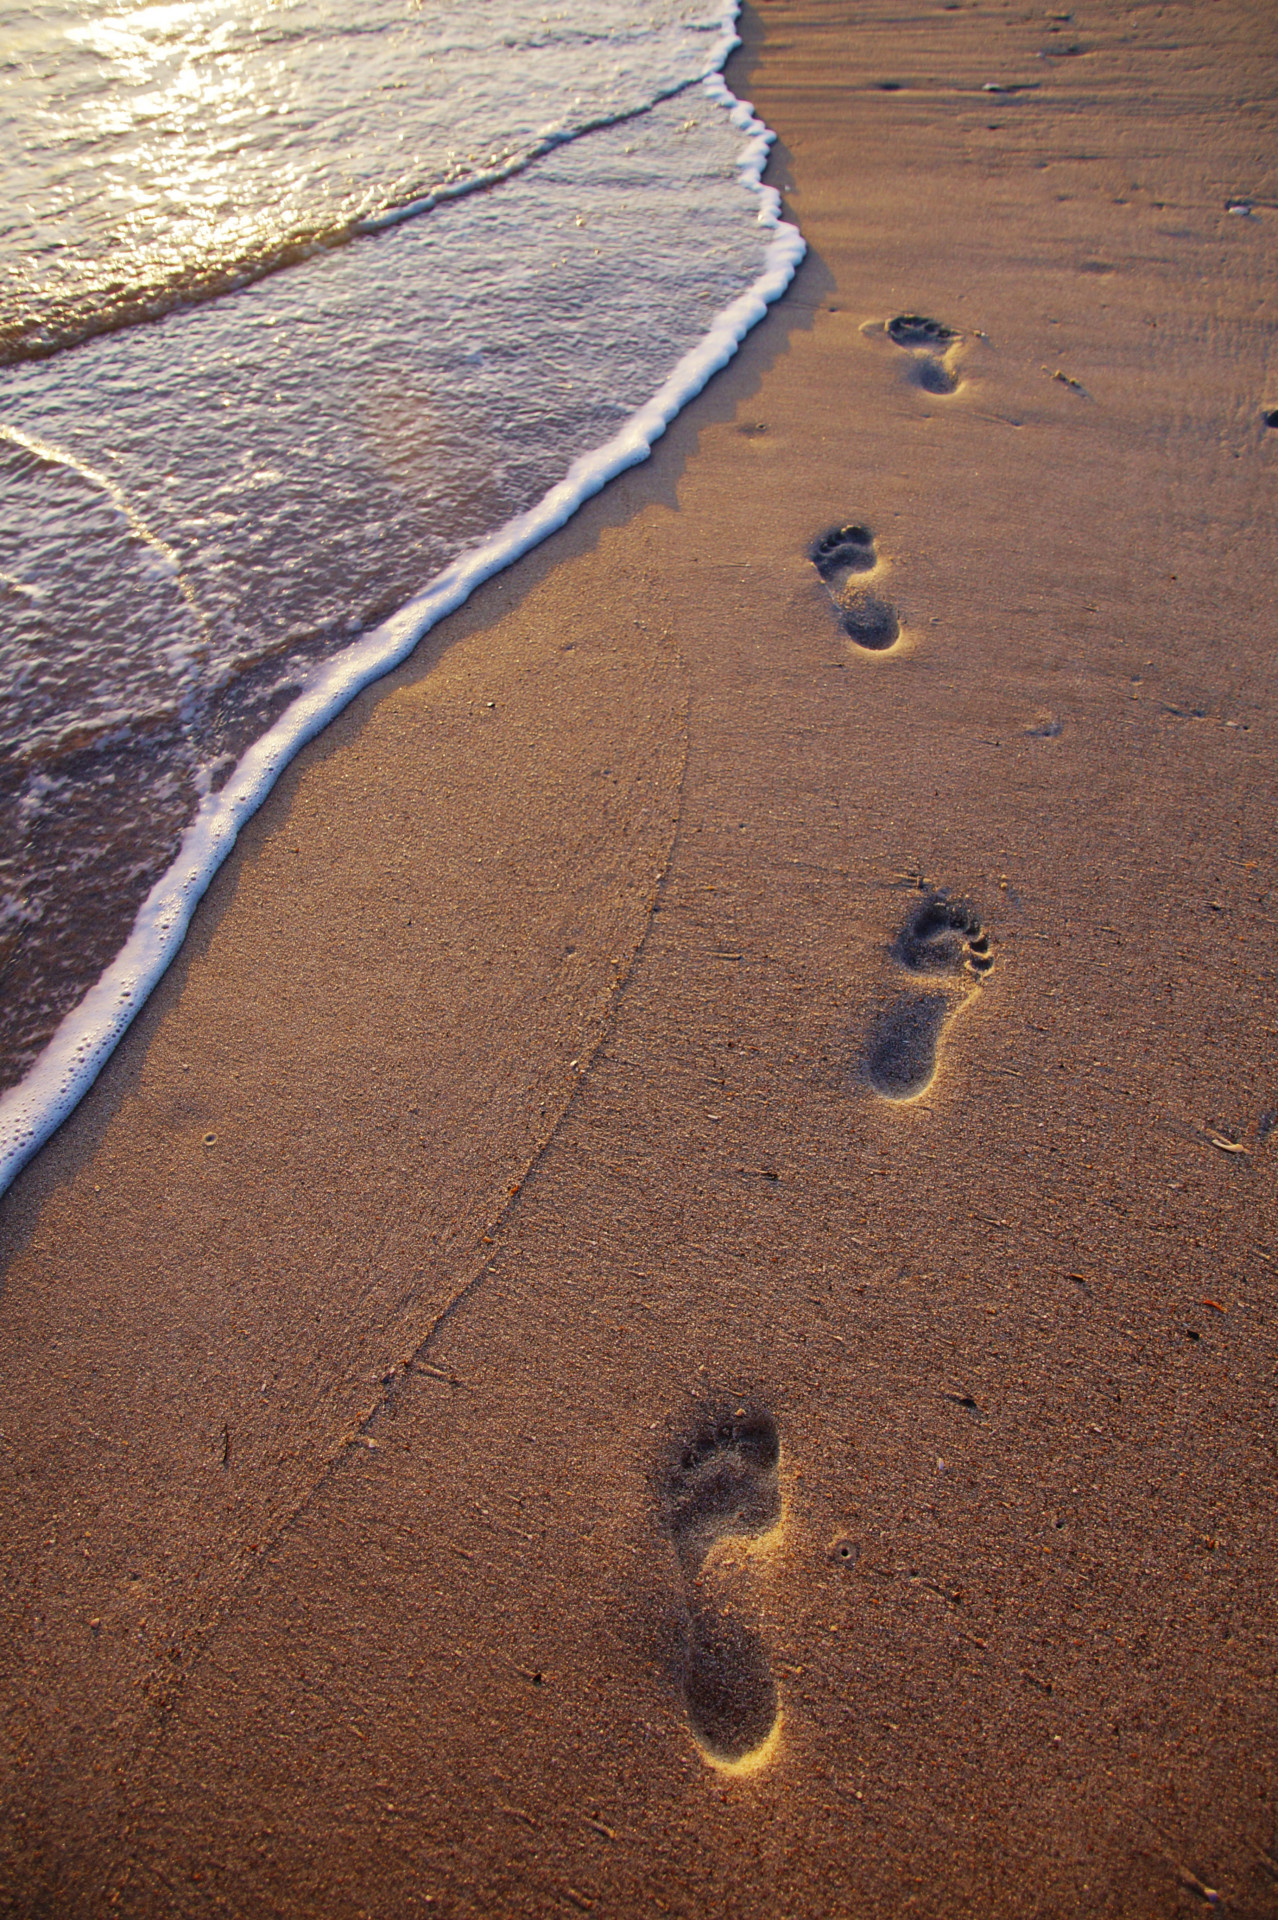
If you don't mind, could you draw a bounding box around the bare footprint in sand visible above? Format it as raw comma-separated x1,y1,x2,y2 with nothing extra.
886,312,962,395
809,522,901,652
659,1403,783,1770
863,891,993,1101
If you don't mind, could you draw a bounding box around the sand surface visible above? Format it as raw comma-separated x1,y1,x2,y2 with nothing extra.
3,1,1278,1913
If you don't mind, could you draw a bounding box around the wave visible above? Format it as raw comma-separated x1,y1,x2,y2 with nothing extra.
0,62,804,1198
1,77,729,370
0,1,740,368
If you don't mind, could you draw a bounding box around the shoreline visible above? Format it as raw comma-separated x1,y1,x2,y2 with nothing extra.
0,37,802,1196
2,1,1277,1913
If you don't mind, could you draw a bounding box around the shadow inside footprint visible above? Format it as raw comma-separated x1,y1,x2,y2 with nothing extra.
914,355,958,395
864,990,950,1100
682,1612,778,1764
660,1403,782,1767
840,592,900,651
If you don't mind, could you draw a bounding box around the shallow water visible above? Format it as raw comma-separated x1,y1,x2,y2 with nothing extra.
2,0,735,361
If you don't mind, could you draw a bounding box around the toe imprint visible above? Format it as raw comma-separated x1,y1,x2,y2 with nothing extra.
887,313,958,349
664,1404,781,1568
661,1403,782,1768
894,892,994,977
810,523,877,581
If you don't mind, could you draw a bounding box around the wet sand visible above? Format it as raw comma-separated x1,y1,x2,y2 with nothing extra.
3,0,1277,1913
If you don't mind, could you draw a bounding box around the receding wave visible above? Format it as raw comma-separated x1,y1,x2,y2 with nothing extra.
0,88,696,369
0,0,738,367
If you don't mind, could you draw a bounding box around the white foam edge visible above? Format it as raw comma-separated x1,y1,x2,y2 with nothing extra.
0,50,805,1201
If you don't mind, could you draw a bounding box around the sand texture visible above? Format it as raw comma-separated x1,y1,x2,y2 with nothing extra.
2,0,1277,1914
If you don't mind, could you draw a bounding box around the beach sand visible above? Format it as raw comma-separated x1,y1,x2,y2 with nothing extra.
3,0,1277,1912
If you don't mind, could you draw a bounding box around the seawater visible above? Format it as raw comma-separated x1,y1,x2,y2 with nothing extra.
0,0,803,1193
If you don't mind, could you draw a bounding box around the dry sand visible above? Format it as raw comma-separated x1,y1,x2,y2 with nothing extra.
3,0,1278,1913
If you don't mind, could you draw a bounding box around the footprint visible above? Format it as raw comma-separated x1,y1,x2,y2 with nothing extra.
659,1403,783,1770
809,523,901,652
886,312,962,394
864,891,993,1101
